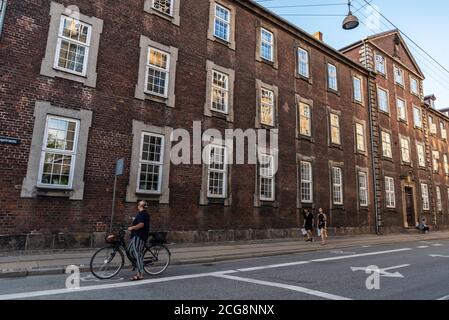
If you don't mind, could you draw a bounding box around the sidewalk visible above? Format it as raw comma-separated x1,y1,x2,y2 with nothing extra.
1,231,448,278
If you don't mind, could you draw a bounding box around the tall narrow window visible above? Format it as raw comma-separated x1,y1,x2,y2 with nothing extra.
138,133,165,193
397,98,407,122
400,137,410,163
152,0,174,16
330,113,341,145
145,47,170,97
38,116,79,188
259,154,275,201
298,47,309,78
260,28,273,62
410,76,419,95
207,145,227,198
358,172,368,207
355,123,365,152
327,63,338,91
429,116,437,135
417,143,426,167
381,131,392,158
421,183,429,211
441,122,447,140
375,53,386,75
300,161,313,203
436,186,443,212
385,177,396,208
377,87,389,113
444,154,449,175
260,88,274,126
0,0,7,36
433,151,440,172
211,70,229,113
54,16,92,76
332,167,343,205
413,106,422,128
214,4,230,42
394,66,404,86
353,76,362,103
299,102,311,137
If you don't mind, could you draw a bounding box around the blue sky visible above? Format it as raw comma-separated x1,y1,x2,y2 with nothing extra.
257,0,449,108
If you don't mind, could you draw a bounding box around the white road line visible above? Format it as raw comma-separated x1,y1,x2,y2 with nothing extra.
437,295,449,300
214,274,351,300
237,261,310,272
0,270,237,300
416,246,429,249
311,248,412,262
431,244,443,247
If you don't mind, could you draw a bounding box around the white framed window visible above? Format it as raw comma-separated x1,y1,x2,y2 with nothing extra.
211,69,229,113
0,0,7,36
433,151,440,172
358,171,368,207
38,116,80,188
355,122,366,152
332,167,343,205
396,98,407,122
330,113,341,145
259,154,275,201
444,154,449,175
260,28,274,62
297,47,309,78
413,106,422,128
421,183,430,211
327,63,338,91
260,88,275,126
410,76,419,95
137,133,165,194
394,65,404,86
400,137,410,163
299,102,311,137
375,53,386,75
417,143,426,167
145,46,170,98
54,16,92,76
353,76,363,103
382,131,392,158
429,116,437,135
207,144,227,198
151,0,174,16
385,177,396,208
377,87,389,113
300,161,313,203
440,122,447,140
436,186,443,212
213,3,230,42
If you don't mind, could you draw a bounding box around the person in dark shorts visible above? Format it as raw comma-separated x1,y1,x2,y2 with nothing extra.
317,208,328,245
303,209,314,242
128,200,150,281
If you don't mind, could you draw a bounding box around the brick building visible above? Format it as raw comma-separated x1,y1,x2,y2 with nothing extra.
0,0,447,249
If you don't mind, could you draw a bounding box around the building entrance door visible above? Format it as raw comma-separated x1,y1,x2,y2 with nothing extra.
404,187,415,228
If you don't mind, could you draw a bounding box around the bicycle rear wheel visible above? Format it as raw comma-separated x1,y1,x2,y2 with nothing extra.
90,246,125,279
143,244,171,275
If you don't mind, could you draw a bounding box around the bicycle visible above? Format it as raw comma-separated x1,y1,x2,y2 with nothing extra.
90,225,171,280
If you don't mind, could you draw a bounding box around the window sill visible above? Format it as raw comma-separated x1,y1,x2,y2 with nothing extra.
379,110,391,117
398,119,408,126
143,93,168,105
329,143,343,151
401,162,414,169
259,200,279,208
327,88,340,97
295,74,312,85
207,197,227,205
258,57,278,69
331,205,345,211
210,110,229,120
353,100,365,107
36,187,73,198
297,135,314,143
211,36,235,51
355,151,368,157
381,157,394,163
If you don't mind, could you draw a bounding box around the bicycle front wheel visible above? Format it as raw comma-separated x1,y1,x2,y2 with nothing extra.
90,246,125,279
143,244,171,275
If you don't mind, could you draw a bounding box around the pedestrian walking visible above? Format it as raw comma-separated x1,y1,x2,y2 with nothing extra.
317,208,328,245
127,200,150,281
303,209,314,242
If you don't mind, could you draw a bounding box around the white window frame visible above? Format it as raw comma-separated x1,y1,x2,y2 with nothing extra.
151,0,174,16
377,87,389,113
382,131,392,158
330,113,341,145
297,47,309,78
358,171,368,207
385,177,396,208
410,76,419,95
144,46,171,98
327,63,338,91
37,116,80,189
429,116,437,135
413,106,422,128
54,16,92,77
355,122,366,152
440,122,447,140
332,167,343,205
259,153,275,201
207,144,228,198
400,137,410,163
299,102,311,137
421,183,430,211
375,53,386,75
260,28,274,62
417,142,426,168
260,88,275,126
433,151,440,172
394,65,404,86
210,69,229,114
213,3,230,42
436,186,443,212
353,76,363,103
444,154,449,176
396,97,407,122
300,161,313,203
136,132,165,194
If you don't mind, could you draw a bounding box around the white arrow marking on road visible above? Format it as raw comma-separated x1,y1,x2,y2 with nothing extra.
429,254,449,258
351,264,410,278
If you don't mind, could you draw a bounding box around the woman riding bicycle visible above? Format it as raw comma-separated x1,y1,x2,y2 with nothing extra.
128,200,150,281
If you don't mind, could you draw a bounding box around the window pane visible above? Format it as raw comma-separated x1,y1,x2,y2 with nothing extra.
214,5,230,41
152,0,173,15
299,103,311,136
298,48,309,78
261,89,274,126
353,77,362,102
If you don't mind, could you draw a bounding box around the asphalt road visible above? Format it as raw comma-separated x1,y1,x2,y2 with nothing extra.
1,239,449,300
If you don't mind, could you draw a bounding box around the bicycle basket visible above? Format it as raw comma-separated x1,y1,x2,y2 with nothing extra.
105,234,118,244
148,232,168,244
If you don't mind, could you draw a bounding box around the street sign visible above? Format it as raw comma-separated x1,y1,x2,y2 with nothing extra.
0,136,21,145
115,158,124,176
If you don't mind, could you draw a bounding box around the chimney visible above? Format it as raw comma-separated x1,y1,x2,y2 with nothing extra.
313,31,323,41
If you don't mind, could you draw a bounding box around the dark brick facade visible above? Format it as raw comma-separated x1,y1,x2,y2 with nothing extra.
0,0,446,248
